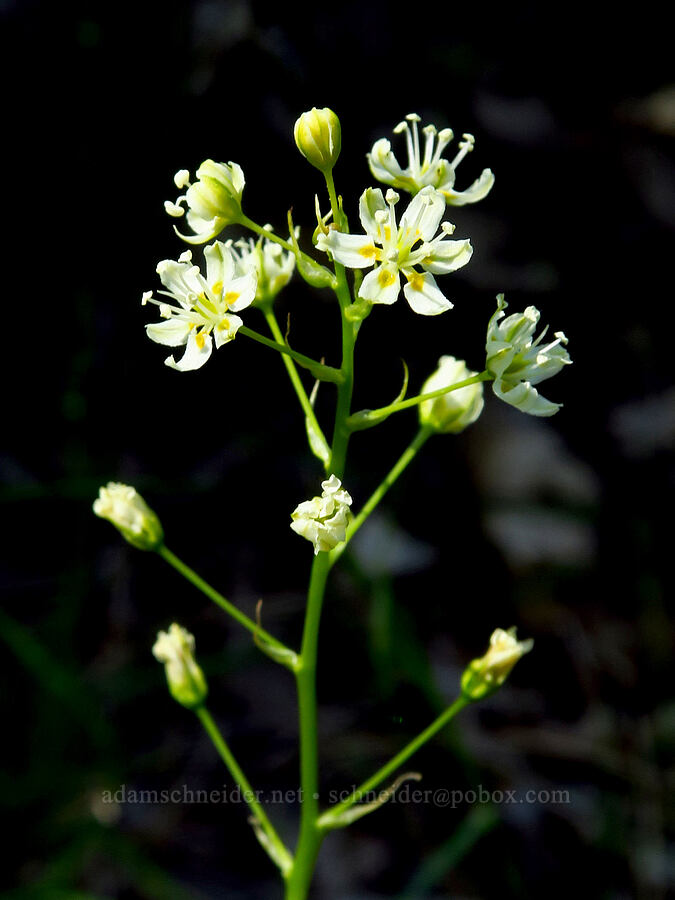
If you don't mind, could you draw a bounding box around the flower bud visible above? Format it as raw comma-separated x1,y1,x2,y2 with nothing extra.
168,160,246,244
93,482,163,551
290,474,352,554
186,159,244,223
153,623,208,709
461,627,533,702
418,356,484,434
294,108,341,172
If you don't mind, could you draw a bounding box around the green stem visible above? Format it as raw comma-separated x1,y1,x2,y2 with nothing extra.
263,308,329,458
286,552,331,898
240,215,295,254
196,706,292,875
328,425,433,569
346,371,492,428
286,173,357,896
157,545,291,655
319,696,468,828
239,325,343,384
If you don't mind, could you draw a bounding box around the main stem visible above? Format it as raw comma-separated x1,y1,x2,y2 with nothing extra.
286,552,331,898
286,175,356,896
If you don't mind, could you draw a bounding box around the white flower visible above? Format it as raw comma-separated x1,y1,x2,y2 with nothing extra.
290,475,353,554
93,482,163,550
143,241,257,371
165,159,246,244
461,627,533,701
317,186,472,315
419,356,484,433
227,231,295,304
367,113,495,206
153,623,208,709
486,294,571,416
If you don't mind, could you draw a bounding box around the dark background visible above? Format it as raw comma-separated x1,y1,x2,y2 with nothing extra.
2,1,673,897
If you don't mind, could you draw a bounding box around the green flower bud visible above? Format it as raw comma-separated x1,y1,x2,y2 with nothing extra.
152,623,208,709
294,107,342,172
461,628,533,702
166,160,246,245
418,356,484,433
93,482,163,551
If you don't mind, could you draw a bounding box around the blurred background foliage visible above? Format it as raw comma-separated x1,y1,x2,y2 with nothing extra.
1,0,673,897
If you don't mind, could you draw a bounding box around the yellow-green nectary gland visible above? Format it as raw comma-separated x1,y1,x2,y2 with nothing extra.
294,107,341,171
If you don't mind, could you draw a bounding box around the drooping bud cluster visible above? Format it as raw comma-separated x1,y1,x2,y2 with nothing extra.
93,482,163,551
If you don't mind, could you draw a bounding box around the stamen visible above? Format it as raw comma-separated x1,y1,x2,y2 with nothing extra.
164,200,185,218
432,128,454,165
451,133,475,169
409,116,421,176
422,125,437,171
174,169,191,189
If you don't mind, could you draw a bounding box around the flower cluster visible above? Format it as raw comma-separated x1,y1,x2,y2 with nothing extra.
486,294,571,416
367,113,494,206
142,242,257,371
290,475,353,554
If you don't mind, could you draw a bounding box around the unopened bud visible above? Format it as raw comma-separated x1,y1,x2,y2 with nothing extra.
93,482,163,551
461,628,533,702
294,108,342,172
419,356,484,434
153,623,208,709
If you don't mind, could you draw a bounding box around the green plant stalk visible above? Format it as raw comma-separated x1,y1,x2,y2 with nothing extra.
262,307,329,456
196,706,292,875
285,166,357,899
319,695,469,827
328,425,434,569
346,371,492,428
157,545,291,655
238,325,343,383
285,551,331,898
